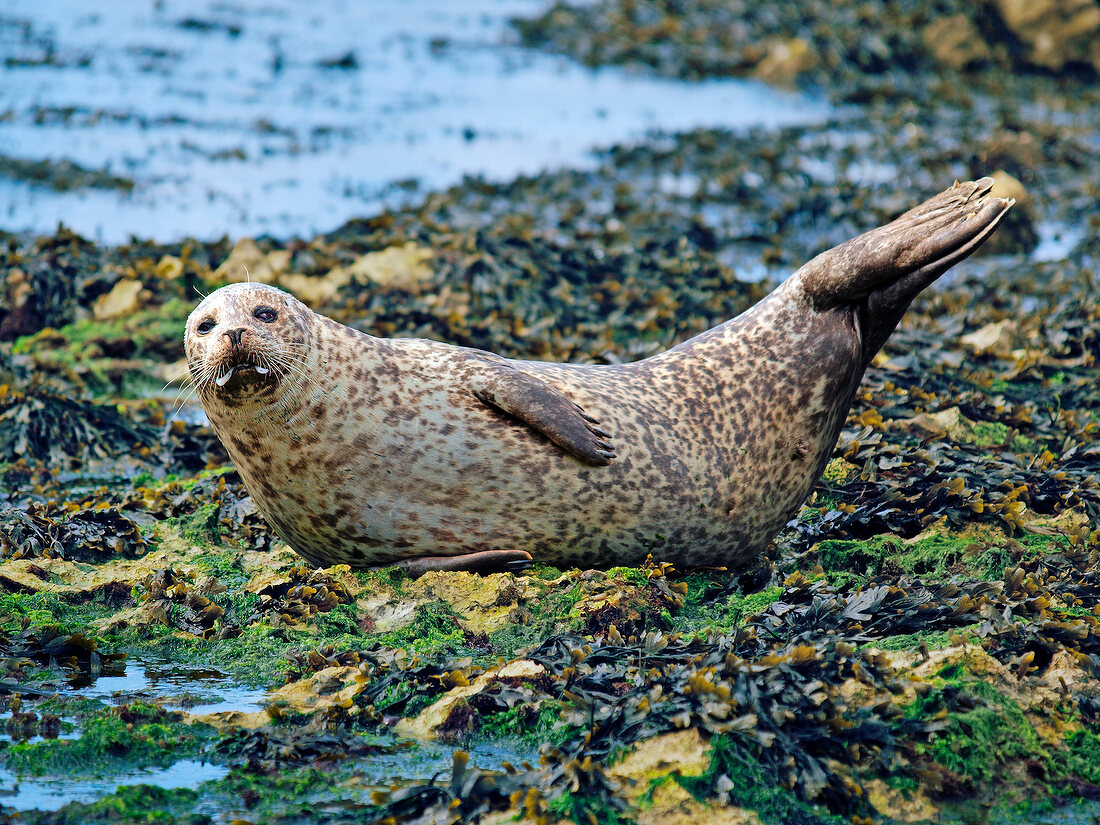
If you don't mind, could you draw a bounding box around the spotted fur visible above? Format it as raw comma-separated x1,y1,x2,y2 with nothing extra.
185,179,1011,570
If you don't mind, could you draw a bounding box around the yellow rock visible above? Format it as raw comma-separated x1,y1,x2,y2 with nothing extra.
611,728,711,782
821,457,860,484
358,589,420,634
266,249,292,274
267,665,365,714
959,319,1016,356
635,779,763,825
989,170,1029,206
897,406,975,442
209,238,278,284
921,15,993,70
154,357,190,386
278,268,352,305
995,0,1100,72
395,660,545,740
93,279,146,320
406,571,531,635
753,38,816,87
337,243,436,293
865,776,938,823
0,541,200,602
186,709,270,731
240,543,299,579
154,255,185,281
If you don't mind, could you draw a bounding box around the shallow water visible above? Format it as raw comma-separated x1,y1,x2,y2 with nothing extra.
0,656,262,812
0,654,538,815
0,758,227,812
0,0,828,243
66,656,268,716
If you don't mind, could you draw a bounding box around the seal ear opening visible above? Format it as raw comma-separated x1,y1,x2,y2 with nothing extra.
793,178,1013,311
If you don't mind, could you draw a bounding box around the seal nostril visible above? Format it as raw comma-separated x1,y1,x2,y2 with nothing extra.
225,328,245,347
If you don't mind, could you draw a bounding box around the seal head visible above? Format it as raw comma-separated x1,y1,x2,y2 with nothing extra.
186,283,312,409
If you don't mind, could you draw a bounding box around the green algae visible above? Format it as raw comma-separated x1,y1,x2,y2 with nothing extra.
373,599,470,656
486,581,581,658
206,767,347,817
908,680,1040,787
11,299,190,397
103,624,289,689
676,734,846,825
177,504,222,547
1059,728,1100,785
548,789,633,825
5,705,215,777
899,669,1100,812
873,628,975,652
479,700,565,746
673,582,784,636
816,530,1069,586
16,785,209,825
0,591,121,637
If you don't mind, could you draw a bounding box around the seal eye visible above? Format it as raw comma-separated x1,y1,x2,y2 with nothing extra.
254,306,277,323
196,319,216,335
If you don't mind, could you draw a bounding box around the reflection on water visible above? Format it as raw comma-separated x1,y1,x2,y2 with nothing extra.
0,654,540,815
0,759,227,812
0,656,262,811
67,657,267,716
0,0,828,243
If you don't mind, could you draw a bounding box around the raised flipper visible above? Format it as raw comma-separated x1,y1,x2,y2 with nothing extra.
468,360,616,465
795,177,1014,309
394,550,533,578
793,177,1014,357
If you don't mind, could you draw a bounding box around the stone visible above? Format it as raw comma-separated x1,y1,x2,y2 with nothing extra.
92,279,146,320
209,238,278,284
995,0,1100,73
922,15,994,71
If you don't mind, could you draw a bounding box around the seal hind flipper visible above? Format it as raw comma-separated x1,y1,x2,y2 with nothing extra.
469,362,616,466
393,550,533,577
795,177,1014,310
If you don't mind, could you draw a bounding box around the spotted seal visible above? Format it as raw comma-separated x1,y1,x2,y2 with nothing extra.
185,178,1011,575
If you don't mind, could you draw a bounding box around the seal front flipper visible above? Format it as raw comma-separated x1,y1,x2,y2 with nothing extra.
468,361,616,465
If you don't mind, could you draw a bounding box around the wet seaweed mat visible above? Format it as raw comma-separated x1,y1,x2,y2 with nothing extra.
2,0,1100,821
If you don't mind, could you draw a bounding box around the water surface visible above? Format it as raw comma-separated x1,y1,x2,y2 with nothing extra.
0,0,828,243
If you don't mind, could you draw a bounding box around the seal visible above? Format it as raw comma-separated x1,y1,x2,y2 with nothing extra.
185,178,1012,575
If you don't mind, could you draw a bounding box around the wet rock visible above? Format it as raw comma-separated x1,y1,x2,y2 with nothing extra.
921,15,994,71
92,278,146,320
396,659,545,739
209,237,279,284
266,664,367,715
994,0,1100,73
752,38,817,87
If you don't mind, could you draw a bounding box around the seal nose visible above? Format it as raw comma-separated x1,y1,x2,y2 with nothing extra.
225,327,245,348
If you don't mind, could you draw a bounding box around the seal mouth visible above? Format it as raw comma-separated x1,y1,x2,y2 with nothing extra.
213,362,272,390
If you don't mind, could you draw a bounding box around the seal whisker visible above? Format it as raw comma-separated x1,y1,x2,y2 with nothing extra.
167,385,199,424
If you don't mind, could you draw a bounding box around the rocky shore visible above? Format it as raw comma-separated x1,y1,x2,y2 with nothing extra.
1,1,1099,823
